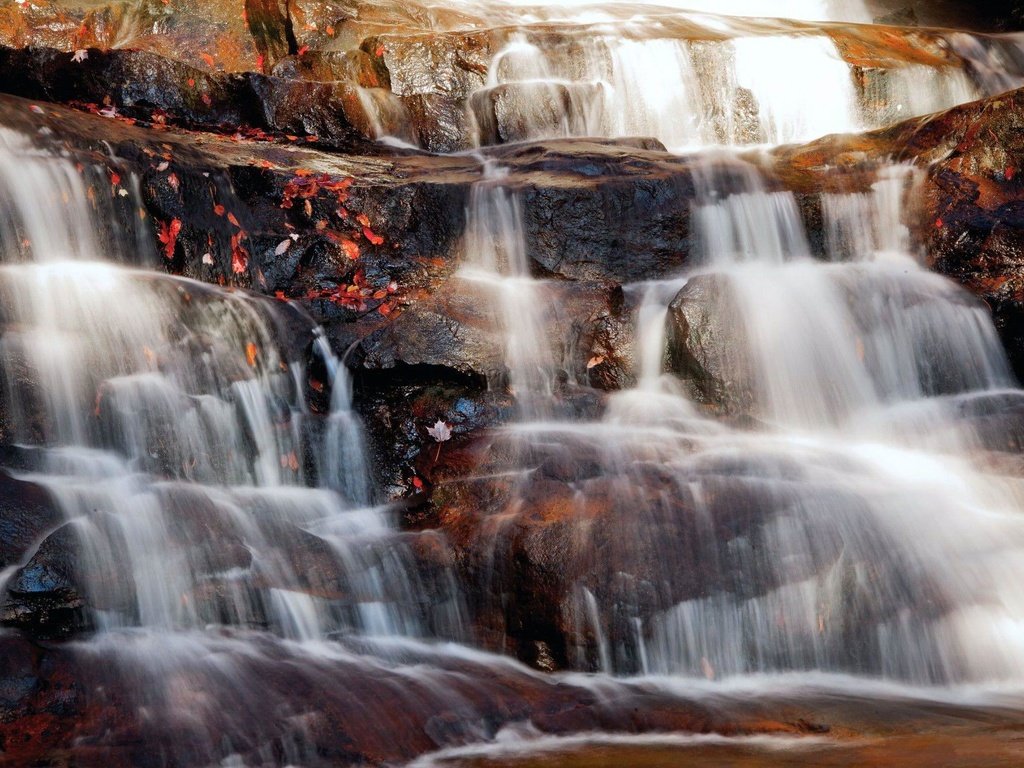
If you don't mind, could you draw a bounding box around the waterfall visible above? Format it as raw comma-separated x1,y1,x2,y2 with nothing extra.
0,132,459,642
9,0,1024,762
460,159,557,417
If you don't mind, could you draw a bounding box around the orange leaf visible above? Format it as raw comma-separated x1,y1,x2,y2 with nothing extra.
362,227,384,246
340,238,359,260
227,212,241,227
200,53,215,67
214,204,225,216
245,342,258,367
157,218,182,260
231,232,249,274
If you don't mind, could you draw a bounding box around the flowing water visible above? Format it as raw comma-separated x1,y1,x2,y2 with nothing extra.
5,0,1024,765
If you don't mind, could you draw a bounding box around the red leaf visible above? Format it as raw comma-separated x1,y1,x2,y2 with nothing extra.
340,238,360,260
231,232,249,274
256,53,265,71
362,227,384,246
214,204,225,216
110,172,121,186
157,218,182,260
227,212,241,227
297,45,309,56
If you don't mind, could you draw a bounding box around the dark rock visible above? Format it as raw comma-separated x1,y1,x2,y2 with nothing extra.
0,473,62,572
1,523,93,635
665,274,754,413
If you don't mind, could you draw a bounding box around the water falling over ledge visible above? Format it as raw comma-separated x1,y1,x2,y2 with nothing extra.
2,0,1024,763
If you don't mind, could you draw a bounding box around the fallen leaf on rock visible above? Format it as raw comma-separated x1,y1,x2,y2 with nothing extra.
275,239,292,255
72,49,88,63
427,420,452,442
245,342,258,367
157,218,182,259
340,238,359,260
587,355,605,369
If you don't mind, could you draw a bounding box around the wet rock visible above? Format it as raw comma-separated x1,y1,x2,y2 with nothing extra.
0,629,734,767
0,45,373,151
0,472,62,572
431,431,953,674
1,523,92,635
665,274,754,413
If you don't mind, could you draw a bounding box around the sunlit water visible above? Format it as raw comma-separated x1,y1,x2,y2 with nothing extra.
357,0,1017,152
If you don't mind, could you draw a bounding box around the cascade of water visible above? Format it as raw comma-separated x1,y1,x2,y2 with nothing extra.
455,150,1024,684
434,19,989,151
0,133,460,643
460,160,557,416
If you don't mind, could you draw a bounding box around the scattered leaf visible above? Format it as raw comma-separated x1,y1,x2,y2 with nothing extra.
426,420,452,443
200,53,215,67
72,49,88,63
202,252,214,265
227,212,241,227
587,355,605,369
157,218,182,260
231,232,249,274
340,238,359,260
274,239,292,255
362,227,384,245
245,342,258,367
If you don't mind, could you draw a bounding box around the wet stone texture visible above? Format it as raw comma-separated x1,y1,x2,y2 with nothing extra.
0,12,1022,762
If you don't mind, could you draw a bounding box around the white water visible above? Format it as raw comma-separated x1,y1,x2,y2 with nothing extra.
6,3,1024,764
0,130,457,643
358,0,1024,153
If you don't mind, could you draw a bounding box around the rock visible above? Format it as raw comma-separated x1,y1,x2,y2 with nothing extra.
429,428,949,674
0,472,62,572
0,628,736,766
0,45,374,151
665,274,754,413
1,523,93,635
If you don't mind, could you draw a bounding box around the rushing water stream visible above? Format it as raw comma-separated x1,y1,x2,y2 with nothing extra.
5,0,1024,765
